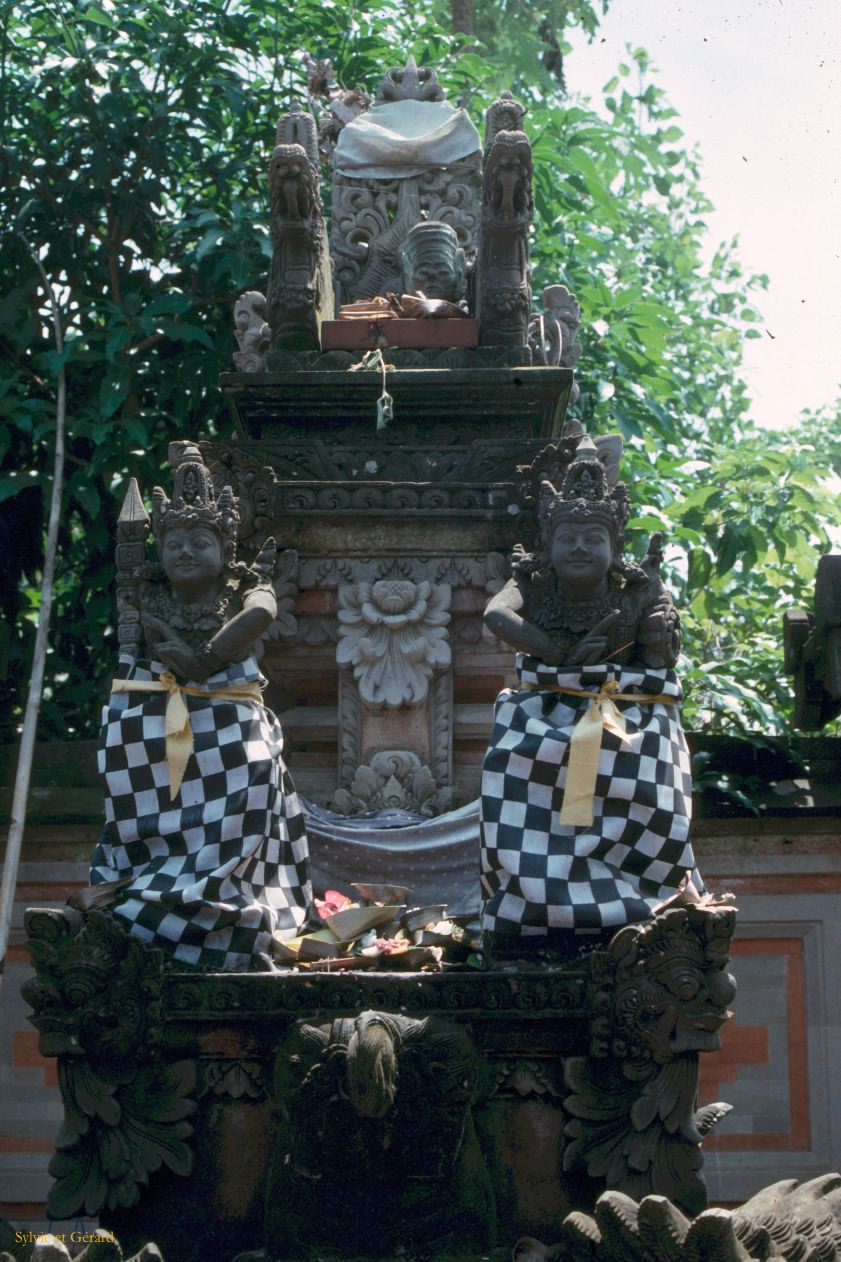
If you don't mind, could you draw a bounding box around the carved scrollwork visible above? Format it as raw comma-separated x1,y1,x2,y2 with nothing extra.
22,910,197,1220
562,904,738,1216
201,443,278,551
336,579,451,709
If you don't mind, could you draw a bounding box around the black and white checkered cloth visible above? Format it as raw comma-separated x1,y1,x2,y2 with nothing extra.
91,655,312,969
480,655,702,935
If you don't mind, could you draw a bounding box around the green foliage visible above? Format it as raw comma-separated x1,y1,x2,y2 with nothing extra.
1,0,838,741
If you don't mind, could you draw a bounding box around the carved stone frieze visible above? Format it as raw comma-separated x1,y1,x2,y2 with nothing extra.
430,669,453,793
205,436,548,489
332,750,452,817
276,481,514,513
331,168,481,305
298,552,508,591
338,670,362,785
330,56,481,303
162,968,590,1019
22,909,196,1221
562,903,738,1216
336,579,451,709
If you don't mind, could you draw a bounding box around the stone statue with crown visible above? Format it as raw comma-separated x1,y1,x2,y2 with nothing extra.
480,426,701,951
85,442,312,969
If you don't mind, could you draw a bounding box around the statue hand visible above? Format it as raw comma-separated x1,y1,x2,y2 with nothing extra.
567,610,620,666
142,615,206,679
141,613,178,649
638,601,680,667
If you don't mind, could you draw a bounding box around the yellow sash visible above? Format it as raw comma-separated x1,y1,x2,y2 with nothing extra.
110,671,264,801
523,679,677,827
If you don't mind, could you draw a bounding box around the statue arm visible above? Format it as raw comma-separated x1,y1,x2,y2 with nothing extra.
142,588,277,682
484,579,562,665
205,587,277,667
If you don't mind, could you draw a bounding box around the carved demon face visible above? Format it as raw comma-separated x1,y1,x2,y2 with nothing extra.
615,921,737,1061
269,143,317,221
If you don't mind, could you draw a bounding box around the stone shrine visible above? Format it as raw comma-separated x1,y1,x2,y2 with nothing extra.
15,50,841,1262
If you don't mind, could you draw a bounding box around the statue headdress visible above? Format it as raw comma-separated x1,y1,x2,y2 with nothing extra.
151,442,240,564
538,435,630,554
401,220,464,269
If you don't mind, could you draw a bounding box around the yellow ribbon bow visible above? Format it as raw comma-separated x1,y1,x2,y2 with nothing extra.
110,670,264,800
524,679,677,828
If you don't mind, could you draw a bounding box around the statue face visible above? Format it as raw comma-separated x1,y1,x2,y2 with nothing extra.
408,256,461,302
550,520,612,591
161,525,223,597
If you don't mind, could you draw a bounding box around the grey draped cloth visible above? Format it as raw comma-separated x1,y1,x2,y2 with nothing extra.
303,799,481,917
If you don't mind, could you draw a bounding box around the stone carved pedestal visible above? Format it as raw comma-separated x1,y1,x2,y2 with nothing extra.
22,901,736,1262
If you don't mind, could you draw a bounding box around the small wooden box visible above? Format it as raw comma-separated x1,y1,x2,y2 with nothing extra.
321,317,479,351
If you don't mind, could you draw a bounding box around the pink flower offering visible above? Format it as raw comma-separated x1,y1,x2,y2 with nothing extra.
314,889,353,920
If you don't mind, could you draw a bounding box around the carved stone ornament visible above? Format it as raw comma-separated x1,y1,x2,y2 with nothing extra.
330,58,481,302
265,104,334,353
263,1010,495,1256
200,1059,269,1101
22,909,196,1220
336,579,451,709
332,750,453,817
562,903,738,1216
784,553,841,729
475,104,534,349
232,289,271,372
517,1174,841,1262
201,442,278,551
528,284,583,405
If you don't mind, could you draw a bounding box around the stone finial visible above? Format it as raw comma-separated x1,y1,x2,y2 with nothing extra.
376,55,446,103
484,89,526,152
275,100,320,168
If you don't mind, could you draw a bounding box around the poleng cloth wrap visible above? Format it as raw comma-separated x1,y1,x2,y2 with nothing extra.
524,678,678,827
110,670,263,799
480,656,702,934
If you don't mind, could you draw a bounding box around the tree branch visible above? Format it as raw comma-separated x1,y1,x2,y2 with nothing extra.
0,236,68,985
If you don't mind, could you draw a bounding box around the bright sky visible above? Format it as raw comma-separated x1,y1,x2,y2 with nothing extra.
567,0,841,430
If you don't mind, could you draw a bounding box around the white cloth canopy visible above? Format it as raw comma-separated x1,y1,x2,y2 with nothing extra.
332,99,481,179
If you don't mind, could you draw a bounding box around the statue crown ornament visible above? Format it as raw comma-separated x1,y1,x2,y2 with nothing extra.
150,442,240,564
538,435,630,553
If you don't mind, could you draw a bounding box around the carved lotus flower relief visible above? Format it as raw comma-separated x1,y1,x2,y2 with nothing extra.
336,580,451,709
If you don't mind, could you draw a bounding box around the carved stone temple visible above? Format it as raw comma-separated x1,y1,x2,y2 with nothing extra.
9,53,841,1262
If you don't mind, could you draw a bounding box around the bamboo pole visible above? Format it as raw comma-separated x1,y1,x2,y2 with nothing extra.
0,237,66,987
